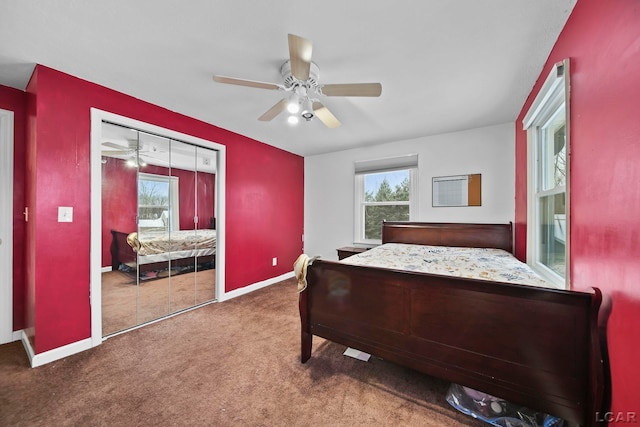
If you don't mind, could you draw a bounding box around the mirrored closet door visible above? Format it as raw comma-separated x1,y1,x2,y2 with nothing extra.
100,122,218,336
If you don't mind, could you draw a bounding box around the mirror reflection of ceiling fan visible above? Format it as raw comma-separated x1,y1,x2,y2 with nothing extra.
213,34,382,128
101,140,167,167
101,140,139,156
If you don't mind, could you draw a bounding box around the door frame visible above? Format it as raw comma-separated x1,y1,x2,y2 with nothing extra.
90,108,226,346
0,108,15,344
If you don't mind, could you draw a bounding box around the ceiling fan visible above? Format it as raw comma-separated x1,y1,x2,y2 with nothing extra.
213,34,382,128
101,140,167,167
101,140,138,156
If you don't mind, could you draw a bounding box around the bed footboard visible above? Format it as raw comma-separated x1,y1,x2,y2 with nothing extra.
111,230,136,270
301,260,604,426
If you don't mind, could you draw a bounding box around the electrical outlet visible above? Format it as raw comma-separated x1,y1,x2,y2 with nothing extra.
272,257,277,266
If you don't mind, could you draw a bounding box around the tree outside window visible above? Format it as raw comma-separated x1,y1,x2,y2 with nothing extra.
362,170,411,241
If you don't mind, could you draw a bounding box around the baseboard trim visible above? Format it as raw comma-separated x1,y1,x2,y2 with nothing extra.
101,266,112,273
220,271,294,302
22,331,93,368
12,330,22,342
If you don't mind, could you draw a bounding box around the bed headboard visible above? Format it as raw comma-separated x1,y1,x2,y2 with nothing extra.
381,221,513,253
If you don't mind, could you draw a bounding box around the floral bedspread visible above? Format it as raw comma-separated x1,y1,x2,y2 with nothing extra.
127,229,217,256
340,243,551,288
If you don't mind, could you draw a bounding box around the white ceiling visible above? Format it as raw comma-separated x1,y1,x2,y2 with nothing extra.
0,0,576,157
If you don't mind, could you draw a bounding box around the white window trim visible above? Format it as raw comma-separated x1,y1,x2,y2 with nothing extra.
354,164,418,246
523,59,571,289
138,172,180,231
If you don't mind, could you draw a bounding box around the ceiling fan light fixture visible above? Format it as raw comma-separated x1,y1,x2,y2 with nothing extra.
300,97,315,121
287,115,299,125
286,93,300,114
126,156,146,168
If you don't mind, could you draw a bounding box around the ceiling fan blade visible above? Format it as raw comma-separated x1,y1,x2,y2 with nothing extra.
313,101,341,128
258,99,288,121
102,141,130,151
321,83,382,97
288,34,312,81
213,75,282,90
101,150,128,156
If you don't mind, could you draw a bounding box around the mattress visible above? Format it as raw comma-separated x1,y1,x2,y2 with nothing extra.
340,243,551,288
127,229,217,256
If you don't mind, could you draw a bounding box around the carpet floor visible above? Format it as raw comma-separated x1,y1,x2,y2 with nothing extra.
0,278,483,427
102,269,216,336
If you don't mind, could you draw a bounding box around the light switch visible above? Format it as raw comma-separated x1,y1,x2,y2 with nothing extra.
58,206,73,223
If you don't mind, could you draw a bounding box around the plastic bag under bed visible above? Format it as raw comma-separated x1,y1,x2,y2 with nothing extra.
446,383,565,427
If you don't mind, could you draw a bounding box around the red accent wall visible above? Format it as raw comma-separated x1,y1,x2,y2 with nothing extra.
0,84,26,332
24,65,303,354
101,157,216,267
101,157,137,265
515,0,640,421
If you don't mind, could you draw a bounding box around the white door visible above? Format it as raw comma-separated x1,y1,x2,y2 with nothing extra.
0,108,15,344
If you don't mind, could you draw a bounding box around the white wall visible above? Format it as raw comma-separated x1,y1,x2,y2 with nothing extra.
304,122,515,260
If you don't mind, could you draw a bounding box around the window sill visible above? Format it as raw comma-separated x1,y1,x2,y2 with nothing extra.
529,263,567,290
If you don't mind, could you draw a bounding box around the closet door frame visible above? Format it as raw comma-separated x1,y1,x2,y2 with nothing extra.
0,109,15,344
89,108,226,346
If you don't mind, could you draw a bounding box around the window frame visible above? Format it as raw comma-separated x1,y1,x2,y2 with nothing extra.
523,59,570,289
354,160,418,246
137,172,180,231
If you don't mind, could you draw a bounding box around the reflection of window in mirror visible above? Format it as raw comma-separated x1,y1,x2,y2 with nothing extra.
138,172,179,231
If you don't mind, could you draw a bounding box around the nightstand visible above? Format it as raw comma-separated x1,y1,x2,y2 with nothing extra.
336,246,369,260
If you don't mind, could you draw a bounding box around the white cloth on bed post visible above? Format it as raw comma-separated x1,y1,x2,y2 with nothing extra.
294,254,318,293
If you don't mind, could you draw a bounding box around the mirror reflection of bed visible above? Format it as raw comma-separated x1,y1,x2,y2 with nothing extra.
100,121,218,336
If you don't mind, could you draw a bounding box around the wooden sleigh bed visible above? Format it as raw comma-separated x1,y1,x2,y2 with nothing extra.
299,222,605,426
111,229,216,276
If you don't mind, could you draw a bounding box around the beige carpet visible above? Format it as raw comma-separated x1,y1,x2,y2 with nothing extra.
1,278,483,427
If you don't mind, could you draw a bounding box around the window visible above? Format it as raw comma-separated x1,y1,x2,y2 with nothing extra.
523,59,569,288
354,154,418,244
138,172,179,231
